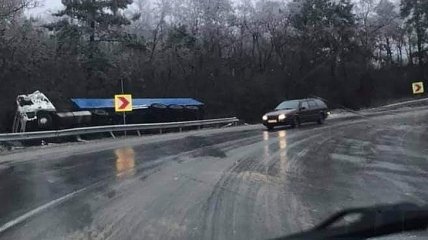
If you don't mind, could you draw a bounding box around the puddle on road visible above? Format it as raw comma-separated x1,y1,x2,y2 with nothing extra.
115,147,136,179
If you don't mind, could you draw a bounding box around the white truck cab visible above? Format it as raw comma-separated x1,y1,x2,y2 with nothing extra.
12,91,57,132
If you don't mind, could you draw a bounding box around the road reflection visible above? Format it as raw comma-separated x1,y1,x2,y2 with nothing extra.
258,130,290,182
263,131,270,164
115,147,136,179
277,130,289,179
278,130,287,149
263,131,269,141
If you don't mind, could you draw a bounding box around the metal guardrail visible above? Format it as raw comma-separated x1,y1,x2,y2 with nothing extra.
0,117,239,142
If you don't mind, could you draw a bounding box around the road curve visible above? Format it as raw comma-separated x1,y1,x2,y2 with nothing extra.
0,108,428,240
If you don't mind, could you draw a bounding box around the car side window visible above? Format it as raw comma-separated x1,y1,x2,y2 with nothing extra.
301,101,309,110
316,99,327,108
308,100,318,109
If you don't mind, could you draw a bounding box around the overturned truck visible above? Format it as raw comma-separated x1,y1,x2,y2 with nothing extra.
12,91,204,132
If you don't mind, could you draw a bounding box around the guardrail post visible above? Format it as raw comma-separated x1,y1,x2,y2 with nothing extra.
137,130,141,136
159,129,163,134
110,131,116,139
179,127,182,132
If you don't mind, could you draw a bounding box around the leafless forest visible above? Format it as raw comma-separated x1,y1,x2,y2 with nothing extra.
1,0,427,131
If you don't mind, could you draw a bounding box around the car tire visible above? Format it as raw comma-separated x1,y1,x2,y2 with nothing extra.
291,116,300,128
317,113,325,124
37,112,53,129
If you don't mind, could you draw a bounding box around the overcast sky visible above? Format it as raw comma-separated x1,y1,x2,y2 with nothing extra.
25,0,400,19
25,0,63,18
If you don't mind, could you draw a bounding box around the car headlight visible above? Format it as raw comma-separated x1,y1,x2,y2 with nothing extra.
278,114,286,120
262,115,268,121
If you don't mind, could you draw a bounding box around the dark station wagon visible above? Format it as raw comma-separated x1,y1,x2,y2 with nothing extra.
262,98,329,130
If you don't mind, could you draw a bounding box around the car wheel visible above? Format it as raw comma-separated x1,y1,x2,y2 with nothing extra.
317,113,325,124
291,116,300,128
37,112,53,129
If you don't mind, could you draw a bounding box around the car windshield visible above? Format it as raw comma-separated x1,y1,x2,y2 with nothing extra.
275,100,300,110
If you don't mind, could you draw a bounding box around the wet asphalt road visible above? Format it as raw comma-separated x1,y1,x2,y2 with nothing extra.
0,108,428,240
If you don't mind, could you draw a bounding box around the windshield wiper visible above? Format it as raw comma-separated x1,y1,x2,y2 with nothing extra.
274,202,428,240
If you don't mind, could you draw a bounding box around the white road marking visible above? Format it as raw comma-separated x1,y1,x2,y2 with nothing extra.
0,187,87,234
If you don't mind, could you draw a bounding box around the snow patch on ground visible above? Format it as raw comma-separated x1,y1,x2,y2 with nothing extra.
328,97,428,119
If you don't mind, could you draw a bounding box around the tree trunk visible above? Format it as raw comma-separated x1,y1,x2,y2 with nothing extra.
397,42,403,66
407,35,413,66
416,25,424,78
385,37,392,65
86,0,96,91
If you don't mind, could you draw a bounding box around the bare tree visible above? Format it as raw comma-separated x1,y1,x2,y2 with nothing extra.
0,0,37,21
